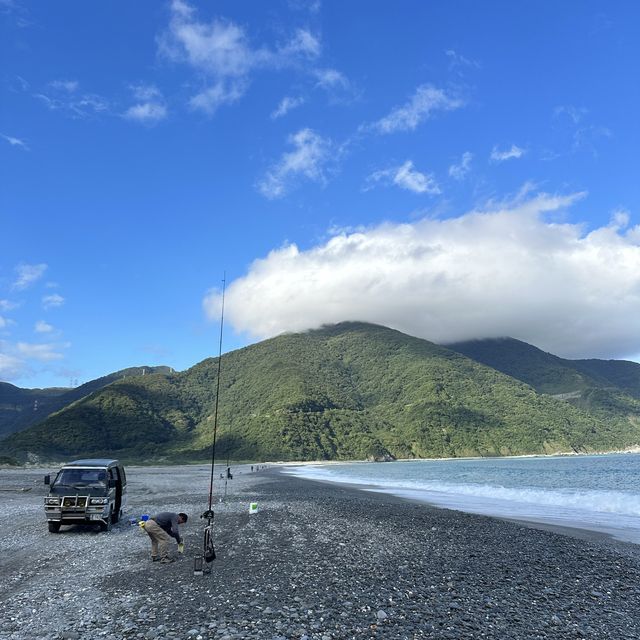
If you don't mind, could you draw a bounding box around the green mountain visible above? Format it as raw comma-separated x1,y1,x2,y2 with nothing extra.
0,366,172,439
0,383,68,439
446,337,640,423
446,337,640,395
4,324,640,463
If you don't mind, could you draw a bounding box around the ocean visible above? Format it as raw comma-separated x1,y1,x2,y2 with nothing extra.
284,453,640,544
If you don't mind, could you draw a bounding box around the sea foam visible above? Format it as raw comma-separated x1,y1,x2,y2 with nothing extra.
284,455,640,543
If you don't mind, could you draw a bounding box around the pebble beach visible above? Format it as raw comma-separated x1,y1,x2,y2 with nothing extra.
1,464,640,639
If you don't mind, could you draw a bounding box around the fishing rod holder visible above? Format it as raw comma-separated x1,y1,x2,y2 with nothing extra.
194,508,216,576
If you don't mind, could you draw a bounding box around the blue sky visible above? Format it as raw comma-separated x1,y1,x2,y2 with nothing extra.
2,0,639,388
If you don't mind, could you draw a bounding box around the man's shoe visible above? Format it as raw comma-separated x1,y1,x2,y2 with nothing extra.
151,556,159,562
160,557,174,564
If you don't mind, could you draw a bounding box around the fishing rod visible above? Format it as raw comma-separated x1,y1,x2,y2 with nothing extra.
195,274,226,576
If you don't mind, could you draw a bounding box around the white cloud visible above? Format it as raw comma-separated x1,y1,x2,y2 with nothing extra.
131,85,161,102
0,0,31,29
123,84,168,124
0,315,16,331
448,151,473,180
289,0,322,12
0,337,70,382
555,105,587,125
35,320,54,333
366,160,440,195
371,84,464,134
124,102,167,123
161,10,255,76
1,133,29,150
35,88,109,119
314,68,348,90
48,79,79,93
160,1,320,114
12,263,47,290
490,144,525,162
257,128,331,199
70,95,110,116
15,75,30,91
124,102,168,123
189,79,246,114
271,95,305,119
16,342,65,362
0,299,18,312
311,67,354,105
551,106,611,158
445,49,480,73
282,28,321,58
610,208,630,230
42,294,64,310
204,189,640,360
0,352,27,380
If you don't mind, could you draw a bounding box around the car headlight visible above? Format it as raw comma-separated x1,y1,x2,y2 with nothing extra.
90,498,109,505
45,498,60,505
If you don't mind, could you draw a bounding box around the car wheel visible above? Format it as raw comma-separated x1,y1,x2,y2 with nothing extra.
48,522,61,533
100,513,113,532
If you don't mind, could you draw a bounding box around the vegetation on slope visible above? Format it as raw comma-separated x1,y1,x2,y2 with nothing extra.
444,338,599,395
4,324,640,463
0,366,172,439
0,382,68,439
447,337,640,430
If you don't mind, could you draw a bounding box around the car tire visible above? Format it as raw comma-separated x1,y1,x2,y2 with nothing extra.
48,522,61,533
100,512,113,532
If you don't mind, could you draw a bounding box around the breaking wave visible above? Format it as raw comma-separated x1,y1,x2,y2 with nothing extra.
284,455,640,543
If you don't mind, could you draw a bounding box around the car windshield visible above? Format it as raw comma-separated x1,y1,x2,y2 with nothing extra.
54,468,108,488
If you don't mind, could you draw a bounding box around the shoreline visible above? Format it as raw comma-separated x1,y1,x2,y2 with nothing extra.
3,445,640,471
271,446,640,466
278,455,640,548
2,465,640,638
278,466,640,553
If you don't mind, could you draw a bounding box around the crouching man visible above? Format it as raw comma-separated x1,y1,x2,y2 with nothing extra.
144,511,188,563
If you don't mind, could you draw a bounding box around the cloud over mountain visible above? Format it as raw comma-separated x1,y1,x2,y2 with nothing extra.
205,190,640,360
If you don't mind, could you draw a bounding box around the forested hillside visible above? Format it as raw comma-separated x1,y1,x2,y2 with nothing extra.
447,338,640,426
5,323,640,463
0,366,172,439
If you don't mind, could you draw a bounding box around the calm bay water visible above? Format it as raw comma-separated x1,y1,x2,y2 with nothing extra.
284,453,640,544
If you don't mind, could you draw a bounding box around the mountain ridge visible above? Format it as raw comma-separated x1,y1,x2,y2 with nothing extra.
4,323,640,463
0,366,173,439
446,336,640,396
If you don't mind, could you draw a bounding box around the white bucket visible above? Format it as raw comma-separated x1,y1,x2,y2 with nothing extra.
249,502,258,514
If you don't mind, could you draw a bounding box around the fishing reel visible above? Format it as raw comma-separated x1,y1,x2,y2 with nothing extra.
200,509,215,522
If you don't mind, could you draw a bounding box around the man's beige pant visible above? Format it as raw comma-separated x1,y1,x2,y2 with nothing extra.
144,519,172,559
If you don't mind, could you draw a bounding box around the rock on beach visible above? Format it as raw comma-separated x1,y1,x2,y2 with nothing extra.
1,464,640,639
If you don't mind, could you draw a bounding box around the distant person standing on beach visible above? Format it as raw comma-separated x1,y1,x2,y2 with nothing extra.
144,511,188,563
